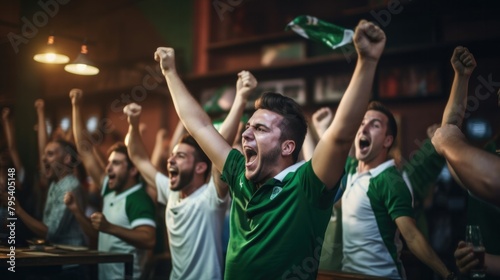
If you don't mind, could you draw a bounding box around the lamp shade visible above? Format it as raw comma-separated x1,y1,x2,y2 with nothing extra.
33,36,70,64
64,44,99,75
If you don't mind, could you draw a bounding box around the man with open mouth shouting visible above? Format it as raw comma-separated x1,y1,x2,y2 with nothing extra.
71,89,156,280
125,70,256,280
155,19,385,280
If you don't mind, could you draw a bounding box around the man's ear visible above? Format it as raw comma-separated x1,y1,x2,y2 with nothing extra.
63,153,72,166
195,162,208,175
129,166,139,178
281,140,296,157
383,135,394,149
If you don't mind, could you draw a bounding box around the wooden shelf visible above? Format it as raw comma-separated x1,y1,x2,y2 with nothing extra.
184,42,452,84
207,31,298,51
184,52,350,84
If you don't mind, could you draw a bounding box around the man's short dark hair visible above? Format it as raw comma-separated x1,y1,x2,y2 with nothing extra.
54,139,79,167
179,134,212,180
367,101,398,148
107,142,142,182
255,92,308,162
107,142,134,169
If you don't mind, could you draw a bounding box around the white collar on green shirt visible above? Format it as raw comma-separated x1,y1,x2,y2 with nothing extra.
273,160,306,182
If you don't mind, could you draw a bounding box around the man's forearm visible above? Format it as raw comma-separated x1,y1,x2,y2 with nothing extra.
71,208,98,241
104,225,155,250
406,230,450,277
442,73,470,127
328,59,378,143
16,206,48,239
164,71,214,138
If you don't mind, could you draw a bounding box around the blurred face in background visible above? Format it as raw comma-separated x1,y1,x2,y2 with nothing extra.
42,142,71,181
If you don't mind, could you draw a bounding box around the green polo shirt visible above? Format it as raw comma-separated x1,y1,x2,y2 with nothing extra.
222,149,337,280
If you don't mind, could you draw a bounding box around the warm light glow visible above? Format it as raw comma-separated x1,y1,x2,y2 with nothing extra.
33,36,70,64
64,63,100,75
33,52,70,64
64,44,100,75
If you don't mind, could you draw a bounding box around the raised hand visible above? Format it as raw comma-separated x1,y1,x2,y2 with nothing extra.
426,123,440,139
312,107,333,137
451,46,476,77
2,108,9,121
156,128,168,143
154,47,176,75
90,212,111,232
431,124,466,155
69,88,83,106
236,70,258,100
123,102,142,127
63,192,78,213
34,99,45,112
353,20,386,62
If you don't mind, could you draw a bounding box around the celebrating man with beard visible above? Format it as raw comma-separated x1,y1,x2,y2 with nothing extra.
124,70,257,280
155,19,386,280
70,88,156,280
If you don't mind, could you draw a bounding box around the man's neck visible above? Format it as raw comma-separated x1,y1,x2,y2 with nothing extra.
179,181,205,199
115,180,139,194
357,155,388,173
53,170,72,183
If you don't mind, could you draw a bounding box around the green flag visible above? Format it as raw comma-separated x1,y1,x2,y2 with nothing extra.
286,15,354,49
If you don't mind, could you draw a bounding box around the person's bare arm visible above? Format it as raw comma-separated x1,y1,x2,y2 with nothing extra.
440,47,476,189
442,46,476,127
2,108,24,184
396,216,451,278
302,107,333,161
212,70,257,198
34,100,50,189
151,128,168,172
90,212,156,249
312,107,333,138
301,127,315,161
64,192,98,242
312,20,385,190
154,48,232,174
124,103,159,197
70,89,105,189
433,124,500,206
168,121,187,157
14,201,48,239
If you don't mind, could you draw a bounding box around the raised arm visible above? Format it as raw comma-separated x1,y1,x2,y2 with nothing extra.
151,128,168,173
432,124,500,206
2,108,24,183
442,46,476,127
34,99,50,188
212,70,257,198
124,103,159,190
302,107,334,161
70,89,105,188
312,20,386,189
312,107,333,138
155,48,232,172
168,120,187,157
